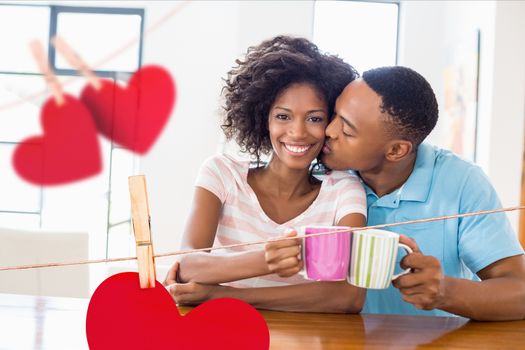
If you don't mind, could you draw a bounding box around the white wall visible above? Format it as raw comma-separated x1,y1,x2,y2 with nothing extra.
398,0,525,231
237,1,315,49
137,1,239,265
486,2,525,228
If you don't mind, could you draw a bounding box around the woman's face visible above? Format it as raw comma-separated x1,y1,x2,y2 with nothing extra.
268,83,328,171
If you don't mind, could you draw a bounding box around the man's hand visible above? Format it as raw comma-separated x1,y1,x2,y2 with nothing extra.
163,261,220,306
392,235,447,310
264,230,303,277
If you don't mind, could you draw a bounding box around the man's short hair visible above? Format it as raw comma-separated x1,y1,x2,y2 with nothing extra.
362,66,438,146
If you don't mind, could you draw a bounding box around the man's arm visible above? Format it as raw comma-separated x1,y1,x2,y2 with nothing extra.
393,236,525,321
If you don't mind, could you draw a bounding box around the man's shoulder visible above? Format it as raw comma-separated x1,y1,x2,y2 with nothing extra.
422,143,480,180
422,143,472,167
416,144,496,205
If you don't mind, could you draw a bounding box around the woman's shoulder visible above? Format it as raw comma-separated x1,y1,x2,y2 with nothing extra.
199,153,251,184
320,170,362,186
316,170,365,199
201,153,248,171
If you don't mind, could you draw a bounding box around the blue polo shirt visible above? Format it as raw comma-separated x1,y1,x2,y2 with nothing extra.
361,143,524,317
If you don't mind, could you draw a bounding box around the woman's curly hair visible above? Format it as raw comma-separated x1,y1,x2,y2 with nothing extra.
221,35,358,162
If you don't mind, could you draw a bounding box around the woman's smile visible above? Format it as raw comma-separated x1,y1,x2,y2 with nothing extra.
282,142,314,156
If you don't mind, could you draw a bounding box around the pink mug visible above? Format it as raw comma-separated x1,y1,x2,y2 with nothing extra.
299,226,352,281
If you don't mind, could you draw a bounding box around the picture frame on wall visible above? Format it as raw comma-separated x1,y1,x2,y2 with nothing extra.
442,29,481,162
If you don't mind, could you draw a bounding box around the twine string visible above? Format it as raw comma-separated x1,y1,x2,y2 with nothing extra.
0,1,190,112
1,206,523,272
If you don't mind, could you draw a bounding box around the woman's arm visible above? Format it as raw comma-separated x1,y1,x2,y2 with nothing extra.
219,281,365,313
168,263,365,313
240,212,367,313
245,213,367,312
176,187,271,284
169,211,367,313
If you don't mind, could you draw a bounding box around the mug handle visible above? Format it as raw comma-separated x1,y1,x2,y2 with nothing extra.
298,227,308,279
391,243,413,280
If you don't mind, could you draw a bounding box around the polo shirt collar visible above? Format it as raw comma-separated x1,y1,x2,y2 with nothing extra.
400,143,436,202
362,143,437,207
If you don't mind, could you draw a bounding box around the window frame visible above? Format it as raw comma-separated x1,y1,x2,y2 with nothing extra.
0,3,144,258
49,5,145,78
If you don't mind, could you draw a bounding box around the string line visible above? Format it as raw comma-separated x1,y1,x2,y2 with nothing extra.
1,205,523,272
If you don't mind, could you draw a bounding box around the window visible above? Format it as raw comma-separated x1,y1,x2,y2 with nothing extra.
313,0,399,74
0,143,41,214
0,4,50,73
51,6,143,76
0,4,144,259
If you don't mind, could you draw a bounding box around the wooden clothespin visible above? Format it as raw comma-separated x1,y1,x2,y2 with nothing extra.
51,36,102,91
129,175,156,288
30,40,65,106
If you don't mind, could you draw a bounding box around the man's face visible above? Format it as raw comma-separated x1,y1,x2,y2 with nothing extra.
321,79,391,172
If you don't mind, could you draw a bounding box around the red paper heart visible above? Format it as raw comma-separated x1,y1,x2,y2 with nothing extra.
80,65,175,154
86,272,269,350
13,95,102,185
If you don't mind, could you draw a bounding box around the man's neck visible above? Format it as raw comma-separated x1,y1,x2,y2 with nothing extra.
359,153,417,198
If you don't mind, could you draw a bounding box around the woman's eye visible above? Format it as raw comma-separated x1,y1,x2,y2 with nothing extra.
308,116,324,123
275,114,289,120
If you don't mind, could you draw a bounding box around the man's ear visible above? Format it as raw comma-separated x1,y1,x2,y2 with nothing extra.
385,140,413,162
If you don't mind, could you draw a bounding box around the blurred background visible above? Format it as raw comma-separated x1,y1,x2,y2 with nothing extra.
0,0,524,298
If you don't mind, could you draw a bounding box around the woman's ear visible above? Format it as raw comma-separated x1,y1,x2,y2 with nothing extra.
385,140,413,162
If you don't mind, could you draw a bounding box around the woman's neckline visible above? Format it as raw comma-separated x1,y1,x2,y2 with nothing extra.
244,165,325,227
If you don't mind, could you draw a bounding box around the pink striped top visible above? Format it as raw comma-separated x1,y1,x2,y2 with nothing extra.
195,154,367,288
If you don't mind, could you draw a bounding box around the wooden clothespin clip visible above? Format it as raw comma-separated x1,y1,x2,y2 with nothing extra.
129,175,156,288
30,40,65,106
51,36,102,91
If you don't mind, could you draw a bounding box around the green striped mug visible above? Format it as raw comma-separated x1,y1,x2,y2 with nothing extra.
347,229,413,289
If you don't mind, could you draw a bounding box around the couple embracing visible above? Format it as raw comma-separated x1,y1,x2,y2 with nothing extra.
164,36,525,321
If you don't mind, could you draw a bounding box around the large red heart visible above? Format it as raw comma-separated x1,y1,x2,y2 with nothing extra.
86,272,269,349
13,95,102,185
80,65,175,154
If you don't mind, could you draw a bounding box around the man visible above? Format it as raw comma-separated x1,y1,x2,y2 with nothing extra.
266,66,525,320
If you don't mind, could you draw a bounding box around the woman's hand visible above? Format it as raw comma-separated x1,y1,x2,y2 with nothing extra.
166,281,219,306
163,260,220,306
163,260,180,286
264,230,303,278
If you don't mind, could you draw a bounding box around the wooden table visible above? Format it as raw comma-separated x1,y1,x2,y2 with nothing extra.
1,293,524,349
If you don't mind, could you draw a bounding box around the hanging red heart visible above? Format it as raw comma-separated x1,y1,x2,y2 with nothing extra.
80,65,175,154
13,95,102,186
86,272,269,350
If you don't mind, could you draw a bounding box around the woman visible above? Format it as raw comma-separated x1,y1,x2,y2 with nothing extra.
164,36,366,313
